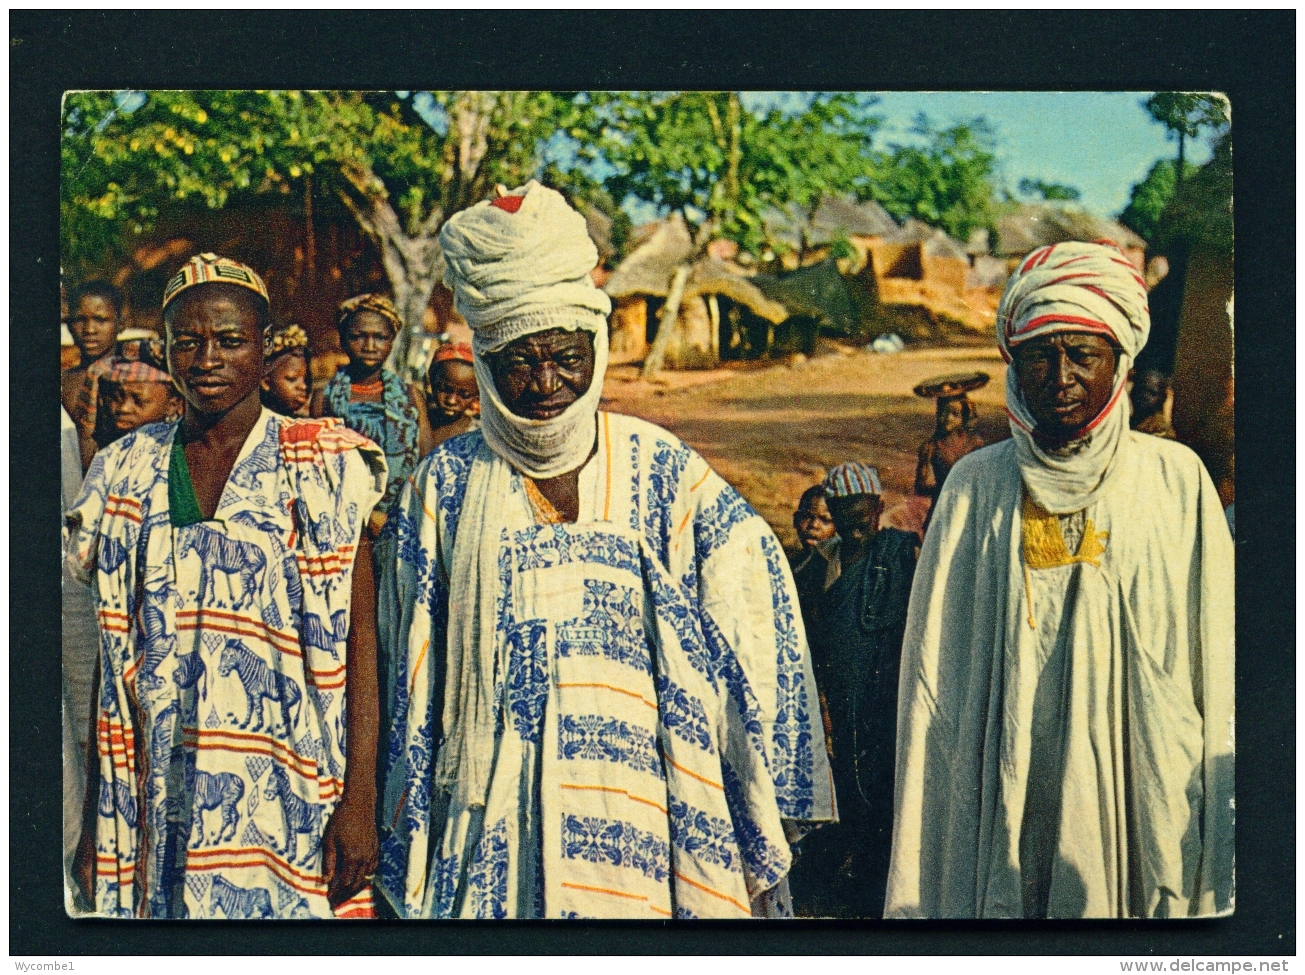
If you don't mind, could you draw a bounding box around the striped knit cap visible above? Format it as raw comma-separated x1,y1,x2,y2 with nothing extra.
162,253,269,312
824,462,882,498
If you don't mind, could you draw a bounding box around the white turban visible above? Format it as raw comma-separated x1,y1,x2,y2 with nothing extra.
996,241,1152,513
439,180,612,480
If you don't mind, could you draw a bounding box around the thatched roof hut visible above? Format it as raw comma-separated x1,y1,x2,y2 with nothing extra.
761,195,899,256
995,204,1146,266
604,214,789,368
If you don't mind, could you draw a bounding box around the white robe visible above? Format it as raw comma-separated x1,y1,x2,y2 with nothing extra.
886,432,1234,918
376,412,834,918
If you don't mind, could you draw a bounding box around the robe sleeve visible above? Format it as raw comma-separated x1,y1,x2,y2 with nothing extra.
884,458,988,918
686,460,835,896
375,432,483,918
63,449,113,585
1191,458,1235,916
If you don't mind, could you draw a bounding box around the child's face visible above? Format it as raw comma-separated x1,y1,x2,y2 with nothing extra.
107,380,179,431
827,494,882,547
341,310,395,372
428,359,479,422
262,352,310,415
793,494,836,549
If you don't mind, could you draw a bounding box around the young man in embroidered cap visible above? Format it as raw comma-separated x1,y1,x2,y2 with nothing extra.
66,253,388,919
885,242,1234,919
376,182,833,920
788,462,916,919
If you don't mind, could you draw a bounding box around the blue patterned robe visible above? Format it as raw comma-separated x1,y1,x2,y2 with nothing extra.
323,368,420,516
376,412,834,918
64,410,385,918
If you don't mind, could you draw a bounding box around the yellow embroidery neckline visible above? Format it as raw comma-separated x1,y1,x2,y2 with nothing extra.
523,476,565,525
1021,494,1109,570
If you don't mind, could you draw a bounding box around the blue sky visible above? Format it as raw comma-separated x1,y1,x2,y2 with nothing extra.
861,91,1213,218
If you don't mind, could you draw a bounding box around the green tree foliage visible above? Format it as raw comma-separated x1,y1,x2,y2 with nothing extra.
61,90,589,362
1018,177,1081,202
1144,92,1230,187
587,92,880,256
869,114,999,243
1118,158,1198,242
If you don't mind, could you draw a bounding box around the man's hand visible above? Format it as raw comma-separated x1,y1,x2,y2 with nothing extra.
321,792,378,908
73,826,96,906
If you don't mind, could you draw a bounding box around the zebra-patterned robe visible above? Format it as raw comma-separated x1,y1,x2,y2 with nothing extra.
65,409,385,918
376,412,835,918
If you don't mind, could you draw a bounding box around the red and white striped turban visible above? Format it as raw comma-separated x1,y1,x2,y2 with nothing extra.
997,240,1150,362
996,241,1153,513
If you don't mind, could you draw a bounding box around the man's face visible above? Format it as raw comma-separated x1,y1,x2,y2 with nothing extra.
1130,369,1168,420
1013,332,1118,442
488,328,595,420
70,294,119,361
794,494,836,550
827,494,881,547
429,359,480,422
341,310,395,372
106,380,178,432
262,352,310,415
165,286,265,417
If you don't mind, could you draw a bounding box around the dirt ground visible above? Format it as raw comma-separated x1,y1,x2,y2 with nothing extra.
600,339,1012,550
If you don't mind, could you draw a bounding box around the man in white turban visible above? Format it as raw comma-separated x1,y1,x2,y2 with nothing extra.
376,182,833,919
885,241,1234,919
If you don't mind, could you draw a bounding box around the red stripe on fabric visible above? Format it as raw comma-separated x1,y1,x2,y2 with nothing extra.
1013,314,1114,336
106,495,142,509
183,729,319,778
1079,381,1127,435
1005,407,1031,433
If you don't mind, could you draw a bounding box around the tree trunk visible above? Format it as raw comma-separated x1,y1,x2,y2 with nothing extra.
641,264,691,378
1176,130,1186,194
338,162,446,381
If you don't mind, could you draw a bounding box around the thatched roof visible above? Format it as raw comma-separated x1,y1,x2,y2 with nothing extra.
603,215,788,324
753,259,856,331
602,215,695,300
995,204,1146,257
762,195,899,252
886,219,970,261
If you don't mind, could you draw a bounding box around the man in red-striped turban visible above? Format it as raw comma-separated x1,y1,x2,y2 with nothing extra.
887,241,1234,920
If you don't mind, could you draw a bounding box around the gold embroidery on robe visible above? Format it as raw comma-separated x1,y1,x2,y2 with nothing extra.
1021,494,1109,569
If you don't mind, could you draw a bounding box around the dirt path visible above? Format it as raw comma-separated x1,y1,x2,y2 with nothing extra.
600,342,1011,548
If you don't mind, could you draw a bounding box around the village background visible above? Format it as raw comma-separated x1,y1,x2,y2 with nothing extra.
60,91,1234,546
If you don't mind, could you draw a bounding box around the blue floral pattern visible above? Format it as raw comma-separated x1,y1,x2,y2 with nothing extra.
561,815,670,883
644,439,690,568
720,759,786,889
557,579,650,675
761,535,814,819
557,715,664,779
467,818,510,919
668,797,740,873
505,620,549,743
655,675,715,754
693,485,755,563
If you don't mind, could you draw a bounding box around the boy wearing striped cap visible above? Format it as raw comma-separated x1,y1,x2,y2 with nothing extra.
787,461,917,919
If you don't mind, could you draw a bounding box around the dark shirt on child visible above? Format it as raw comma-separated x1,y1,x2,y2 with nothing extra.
789,527,917,918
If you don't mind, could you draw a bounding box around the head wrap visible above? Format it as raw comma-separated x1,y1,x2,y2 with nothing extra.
337,293,403,335
430,341,475,366
90,327,172,385
996,240,1151,513
264,322,310,360
163,253,268,313
824,462,883,498
440,180,612,354
439,180,612,479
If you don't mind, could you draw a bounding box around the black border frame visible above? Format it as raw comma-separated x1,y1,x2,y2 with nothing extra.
11,9,1295,956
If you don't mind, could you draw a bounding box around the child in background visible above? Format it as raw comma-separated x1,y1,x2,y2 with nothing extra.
261,322,312,417
312,293,433,535
98,328,183,441
426,341,480,448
